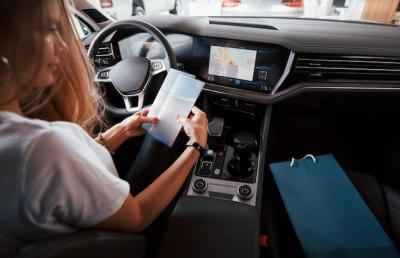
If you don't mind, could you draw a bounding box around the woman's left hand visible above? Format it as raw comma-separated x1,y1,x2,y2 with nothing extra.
121,109,158,138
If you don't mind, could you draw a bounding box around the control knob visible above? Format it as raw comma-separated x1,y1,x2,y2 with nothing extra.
192,179,208,193
237,185,253,200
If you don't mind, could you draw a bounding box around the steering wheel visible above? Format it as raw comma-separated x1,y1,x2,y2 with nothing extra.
88,19,177,116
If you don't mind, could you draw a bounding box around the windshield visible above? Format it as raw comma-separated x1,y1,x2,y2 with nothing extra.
87,0,400,25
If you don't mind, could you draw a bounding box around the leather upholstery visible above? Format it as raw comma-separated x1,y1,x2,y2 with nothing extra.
14,231,147,258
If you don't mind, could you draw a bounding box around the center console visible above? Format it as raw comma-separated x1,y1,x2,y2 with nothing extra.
155,95,269,258
154,38,274,258
187,97,263,206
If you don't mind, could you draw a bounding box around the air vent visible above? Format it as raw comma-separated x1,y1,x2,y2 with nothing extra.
85,43,114,66
85,43,113,56
96,43,113,56
295,54,400,81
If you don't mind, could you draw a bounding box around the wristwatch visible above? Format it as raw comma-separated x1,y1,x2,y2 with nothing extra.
186,139,206,156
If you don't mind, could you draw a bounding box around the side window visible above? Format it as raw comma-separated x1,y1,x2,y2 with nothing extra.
72,15,92,39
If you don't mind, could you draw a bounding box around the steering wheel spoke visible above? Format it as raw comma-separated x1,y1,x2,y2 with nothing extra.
150,59,167,76
122,93,144,113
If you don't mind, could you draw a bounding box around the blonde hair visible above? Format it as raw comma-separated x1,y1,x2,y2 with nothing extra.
0,0,105,136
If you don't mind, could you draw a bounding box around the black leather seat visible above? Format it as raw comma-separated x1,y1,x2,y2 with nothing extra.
11,231,147,258
346,170,400,247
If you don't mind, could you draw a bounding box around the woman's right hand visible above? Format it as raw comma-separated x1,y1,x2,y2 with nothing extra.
177,106,208,147
94,106,209,233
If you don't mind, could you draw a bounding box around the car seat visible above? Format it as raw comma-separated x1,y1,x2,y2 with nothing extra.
9,230,147,258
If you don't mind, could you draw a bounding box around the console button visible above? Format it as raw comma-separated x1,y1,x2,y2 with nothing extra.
206,149,214,156
238,185,253,200
94,58,101,66
213,168,221,176
258,70,267,80
198,161,213,176
192,179,208,193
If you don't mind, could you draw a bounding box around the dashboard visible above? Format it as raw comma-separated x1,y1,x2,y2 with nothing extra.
94,15,400,104
115,32,290,94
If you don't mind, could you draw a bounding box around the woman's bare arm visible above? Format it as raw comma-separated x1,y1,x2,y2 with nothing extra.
91,146,200,232
90,107,207,232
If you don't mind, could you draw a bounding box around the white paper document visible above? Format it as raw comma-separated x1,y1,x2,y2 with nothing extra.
142,69,205,147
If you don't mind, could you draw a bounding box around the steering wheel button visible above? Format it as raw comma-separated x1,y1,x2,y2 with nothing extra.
100,58,109,65
99,71,110,79
151,61,162,71
213,168,221,176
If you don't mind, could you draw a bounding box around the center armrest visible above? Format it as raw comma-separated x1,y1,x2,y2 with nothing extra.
155,196,259,258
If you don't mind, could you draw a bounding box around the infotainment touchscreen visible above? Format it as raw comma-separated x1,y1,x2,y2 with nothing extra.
208,46,257,81
189,37,289,93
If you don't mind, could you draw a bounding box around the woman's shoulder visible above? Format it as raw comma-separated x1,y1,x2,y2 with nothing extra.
0,112,94,181
0,113,54,149
0,111,83,134
0,112,90,154
50,120,88,138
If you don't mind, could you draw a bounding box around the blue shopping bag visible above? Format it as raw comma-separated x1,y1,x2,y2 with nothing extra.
269,154,399,258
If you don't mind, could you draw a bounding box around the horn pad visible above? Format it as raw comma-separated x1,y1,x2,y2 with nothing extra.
109,57,151,95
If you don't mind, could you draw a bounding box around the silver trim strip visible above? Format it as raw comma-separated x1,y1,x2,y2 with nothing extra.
96,54,113,57
296,66,400,72
306,86,400,91
298,58,400,65
271,51,295,94
202,83,400,105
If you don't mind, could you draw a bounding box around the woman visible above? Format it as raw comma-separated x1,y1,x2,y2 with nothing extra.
0,0,208,255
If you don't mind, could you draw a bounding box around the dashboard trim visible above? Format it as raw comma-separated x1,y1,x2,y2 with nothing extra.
298,58,400,65
272,51,295,94
296,66,400,72
203,81,400,104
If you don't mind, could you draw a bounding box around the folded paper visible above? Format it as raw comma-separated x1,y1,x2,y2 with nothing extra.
142,69,204,147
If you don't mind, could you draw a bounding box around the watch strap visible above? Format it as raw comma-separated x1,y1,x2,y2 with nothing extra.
186,140,206,156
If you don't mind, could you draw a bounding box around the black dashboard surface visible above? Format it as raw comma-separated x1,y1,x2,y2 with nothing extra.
95,16,400,103
134,16,400,57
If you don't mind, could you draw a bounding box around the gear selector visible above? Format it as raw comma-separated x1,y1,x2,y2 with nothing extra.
227,132,257,178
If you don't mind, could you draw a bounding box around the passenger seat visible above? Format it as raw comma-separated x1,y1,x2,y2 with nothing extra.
345,170,400,248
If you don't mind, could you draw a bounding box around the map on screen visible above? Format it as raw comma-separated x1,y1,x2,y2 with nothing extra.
208,46,257,81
